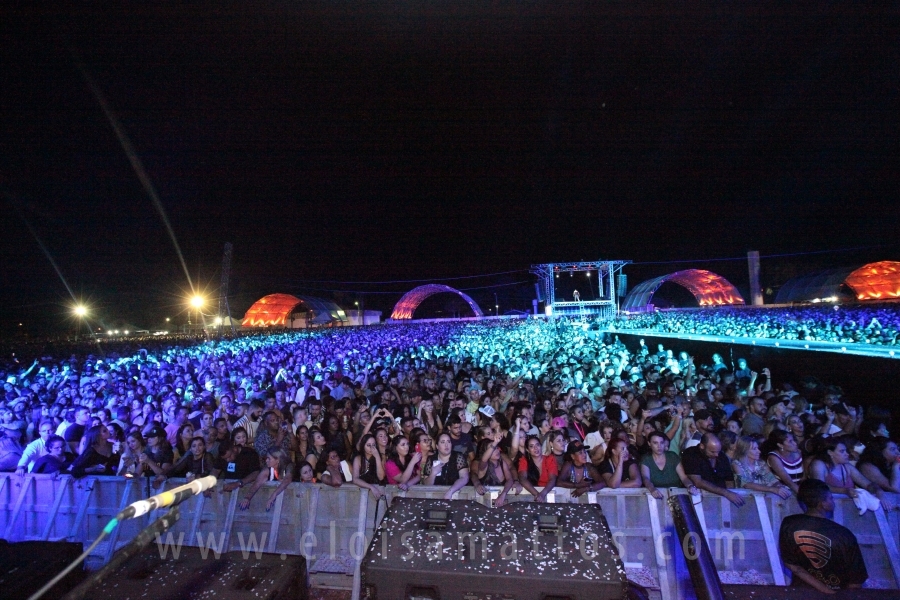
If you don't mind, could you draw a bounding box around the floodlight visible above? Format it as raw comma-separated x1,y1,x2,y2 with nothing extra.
190,295,205,309
73,305,87,317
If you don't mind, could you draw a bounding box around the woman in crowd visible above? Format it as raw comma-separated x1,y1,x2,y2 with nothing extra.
856,437,900,495
418,398,442,439
598,438,642,489
169,436,214,480
117,431,146,477
731,436,792,498
426,432,469,500
543,430,568,473
305,427,327,471
107,422,125,455
384,435,422,491
173,423,195,462
589,422,616,466
31,435,69,474
765,430,805,494
374,427,390,465
518,435,557,502
239,449,294,511
324,414,352,458
807,437,892,510
129,399,144,428
71,425,120,477
471,435,515,506
352,433,385,499
785,415,806,450
139,425,174,486
294,424,310,465
320,449,347,487
640,431,699,499
296,460,316,483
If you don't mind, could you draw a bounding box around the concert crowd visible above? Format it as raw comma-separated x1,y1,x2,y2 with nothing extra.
0,318,898,517
612,303,900,345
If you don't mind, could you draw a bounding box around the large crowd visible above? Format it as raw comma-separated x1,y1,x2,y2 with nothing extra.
612,303,900,346
0,318,896,520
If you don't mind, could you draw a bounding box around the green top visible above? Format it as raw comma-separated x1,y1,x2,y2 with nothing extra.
640,451,683,488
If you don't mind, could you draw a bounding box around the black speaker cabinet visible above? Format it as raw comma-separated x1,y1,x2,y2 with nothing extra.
362,498,628,600
71,546,308,600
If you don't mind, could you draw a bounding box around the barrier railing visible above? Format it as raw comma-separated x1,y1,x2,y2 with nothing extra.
1,474,898,600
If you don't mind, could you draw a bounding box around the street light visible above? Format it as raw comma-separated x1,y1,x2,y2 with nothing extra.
188,295,205,328
73,305,87,317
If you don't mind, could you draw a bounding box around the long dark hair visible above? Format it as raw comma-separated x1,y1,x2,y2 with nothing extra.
761,429,793,457
356,433,378,476
387,435,409,471
82,425,109,454
814,436,846,469
522,435,542,485
858,437,893,478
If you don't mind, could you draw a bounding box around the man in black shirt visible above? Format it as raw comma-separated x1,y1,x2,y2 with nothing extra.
779,478,867,592
682,433,745,507
64,407,90,453
212,442,261,491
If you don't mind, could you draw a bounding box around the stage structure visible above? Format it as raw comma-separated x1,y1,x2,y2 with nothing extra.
622,269,745,311
390,284,484,320
531,260,630,318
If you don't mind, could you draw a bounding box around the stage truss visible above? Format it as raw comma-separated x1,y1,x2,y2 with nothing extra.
531,260,630,318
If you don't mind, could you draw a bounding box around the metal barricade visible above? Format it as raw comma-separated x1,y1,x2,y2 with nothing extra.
1,474,898,600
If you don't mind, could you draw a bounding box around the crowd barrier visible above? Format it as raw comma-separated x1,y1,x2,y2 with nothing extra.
1,473,898,600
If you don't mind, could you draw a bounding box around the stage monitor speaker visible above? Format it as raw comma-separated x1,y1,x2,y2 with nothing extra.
66,546,307,600
362,498,630,600
0,540,86,600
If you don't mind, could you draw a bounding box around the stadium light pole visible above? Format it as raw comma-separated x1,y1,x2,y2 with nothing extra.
189,295,205,329
73,305,88,337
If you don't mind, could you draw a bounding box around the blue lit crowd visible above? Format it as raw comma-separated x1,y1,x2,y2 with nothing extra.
612,303,900,345
0,318,897,514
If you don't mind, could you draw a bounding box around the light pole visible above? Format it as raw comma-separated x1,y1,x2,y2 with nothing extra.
189,295,205,331
73,305,88,337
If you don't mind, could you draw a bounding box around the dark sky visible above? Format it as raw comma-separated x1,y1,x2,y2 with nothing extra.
2,2,899,333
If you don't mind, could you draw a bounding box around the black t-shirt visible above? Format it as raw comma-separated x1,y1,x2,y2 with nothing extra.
433,452,468,486
681,445,733,488
450,432,474,458
213,447,260,480
779,514,868,590
598,458,638,482
64,423,86,444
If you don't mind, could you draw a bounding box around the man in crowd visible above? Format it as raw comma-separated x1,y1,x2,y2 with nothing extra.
741,396,766,436
779,478,868,592
682,433,744,507
64,406,91,453
254,411,293,465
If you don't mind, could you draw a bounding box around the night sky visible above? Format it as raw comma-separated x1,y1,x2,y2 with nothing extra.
2,2,899,334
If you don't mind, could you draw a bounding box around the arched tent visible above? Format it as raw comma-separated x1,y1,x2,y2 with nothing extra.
773,267,856,304
242,293,347,327
622,269,745,311
845,261,900,301
390,284,484,320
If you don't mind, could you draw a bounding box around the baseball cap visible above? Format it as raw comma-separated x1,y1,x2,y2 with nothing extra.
145,425,166,439
566,440,591,456
478,406,495,418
